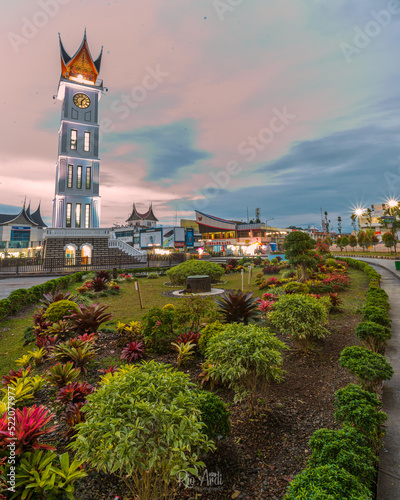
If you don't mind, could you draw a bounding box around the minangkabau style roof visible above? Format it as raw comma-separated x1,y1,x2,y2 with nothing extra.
0,202,47,227
126,203,159,223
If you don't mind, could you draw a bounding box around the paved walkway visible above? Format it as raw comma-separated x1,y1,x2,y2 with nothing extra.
351,258,400,499
0,276,60,300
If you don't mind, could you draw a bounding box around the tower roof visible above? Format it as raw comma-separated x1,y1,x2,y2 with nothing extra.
31,203,47,227
59,30,103,85
126,203,159,223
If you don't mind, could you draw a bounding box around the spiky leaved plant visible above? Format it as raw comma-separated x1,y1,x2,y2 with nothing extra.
214,289,261,324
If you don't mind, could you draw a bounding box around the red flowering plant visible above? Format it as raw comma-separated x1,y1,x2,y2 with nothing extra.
258,300,275,313
262,292,279,301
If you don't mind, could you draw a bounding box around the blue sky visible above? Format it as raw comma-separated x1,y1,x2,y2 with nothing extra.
1,0,400,230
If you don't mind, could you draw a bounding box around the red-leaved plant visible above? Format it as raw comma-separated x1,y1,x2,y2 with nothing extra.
98,365,119,375
176,331,201,345
68,303,112,334
40,290,78,310
0,405,57,455
64,402,86,437
258,300,275,313
120,341,146,362
35,335,58,351
56,382,95,406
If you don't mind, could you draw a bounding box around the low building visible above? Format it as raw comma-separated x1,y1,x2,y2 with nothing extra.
0,203,46,257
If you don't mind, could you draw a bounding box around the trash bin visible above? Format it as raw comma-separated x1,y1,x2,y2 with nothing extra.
395,261,400,270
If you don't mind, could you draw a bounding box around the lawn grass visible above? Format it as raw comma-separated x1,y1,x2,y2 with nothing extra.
0,266,368,377
335,250,398,257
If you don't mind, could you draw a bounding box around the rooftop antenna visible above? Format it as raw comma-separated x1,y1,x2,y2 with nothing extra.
247,207,249,223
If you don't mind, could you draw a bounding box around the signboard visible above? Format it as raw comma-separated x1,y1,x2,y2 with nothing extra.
139,229,162,248
174,227,185,244
186,228,194,247
162,227,175,248
381,216,395,222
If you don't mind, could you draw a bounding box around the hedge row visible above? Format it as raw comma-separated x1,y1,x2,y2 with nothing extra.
0,272,86,322
284,258,392,499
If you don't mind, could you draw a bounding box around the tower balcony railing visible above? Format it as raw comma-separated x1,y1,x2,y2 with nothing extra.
45,228,111,238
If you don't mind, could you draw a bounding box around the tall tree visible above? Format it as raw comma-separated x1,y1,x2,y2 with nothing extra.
324,211,330,234
283,232,317,283
382,231,396,252
337,216,342,235
349,234,357,250
365,208,373,229
341,235,349,251
350,214,357,234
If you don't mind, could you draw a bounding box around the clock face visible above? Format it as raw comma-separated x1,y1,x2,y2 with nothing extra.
73,93,91,109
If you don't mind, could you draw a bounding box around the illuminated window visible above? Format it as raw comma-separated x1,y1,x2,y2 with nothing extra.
70,130,77,150
66,203,72,228
67,165,73,188
84,132,90,152
75,203,81,228
86,167,91,189
77,166,82,189
85,204,90,228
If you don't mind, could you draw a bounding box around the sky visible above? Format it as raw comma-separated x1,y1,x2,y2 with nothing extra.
1,0,400,231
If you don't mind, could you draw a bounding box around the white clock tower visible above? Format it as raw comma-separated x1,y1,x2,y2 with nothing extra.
52,30,105,229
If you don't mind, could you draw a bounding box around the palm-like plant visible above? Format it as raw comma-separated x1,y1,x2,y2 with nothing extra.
214,289,261,324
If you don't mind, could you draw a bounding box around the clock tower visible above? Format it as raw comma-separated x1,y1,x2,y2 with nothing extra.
52,30,105,229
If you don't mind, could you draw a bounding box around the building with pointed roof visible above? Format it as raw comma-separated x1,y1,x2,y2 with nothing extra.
0,202,46,257
52,30,105,230
126,203,159,227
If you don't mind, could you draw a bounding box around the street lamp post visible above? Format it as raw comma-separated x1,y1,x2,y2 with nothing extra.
386,199,398,254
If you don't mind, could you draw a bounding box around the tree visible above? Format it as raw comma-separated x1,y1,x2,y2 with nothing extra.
341,235,349,252
324,211,330,234
350,214,357,233
379,205,400,254
365,208,373,229
382,231,395,252
370,233,379,249
283,232,317,282
357,231,367,251
337,216,342,235
336,236,343,252
349,234,357,250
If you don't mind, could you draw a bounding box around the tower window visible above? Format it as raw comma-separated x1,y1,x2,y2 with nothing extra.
84,132,90,152
70,130,77,150
77,166,82,189
86,167,91,189
67,165,73,188
66,203,72,228
85,204,90,228
75,203,81,228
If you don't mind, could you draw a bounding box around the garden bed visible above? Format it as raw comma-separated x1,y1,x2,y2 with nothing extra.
0,265,372,499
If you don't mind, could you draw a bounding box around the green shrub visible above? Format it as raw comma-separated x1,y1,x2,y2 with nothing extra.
142,307,176,353
362,305,391,327
205,323,288,414
355,321,391,352
269,294,329,353
44,300,79,323
334,384,387,444
283,281,310,294
0,299,11,321
166,260,224,285
8,289,30,313
198,321,226,355
307,426,376,486
69,360,214,499
339,346,394,391
284,464,372,500
175,296,218,331
23,326,36,346
147,272,159,279
194,390,230,440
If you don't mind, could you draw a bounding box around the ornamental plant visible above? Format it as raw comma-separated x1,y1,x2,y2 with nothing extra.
355,321,392,353
44,300,80,324
214,289,261,325
339,346,394,391
90,277,109,292
1,367,32,387
40,289,78,310
269,294,330,353
283,464,372,500
68,303,112,334
176,331,201,346
166,260,224,285
198,321,225,355
69,360,214,499
43,319,74,342
120,341,146,362
283,281,310,294
11,450,87,500
175,296,218,331
0,405,57,455
141,307,176,353
171,341,196,367
56,382,95,407
51,342,98,375
193,390,230,441
1,375,45,406
205,323,287,414
45,362,81,388
334,384,387,445
362,305,391,327
283,231,317,282
307,426,377,487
